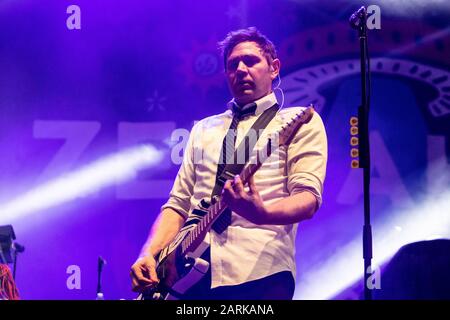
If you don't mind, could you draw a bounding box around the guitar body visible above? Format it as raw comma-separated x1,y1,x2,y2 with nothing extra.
156,247,210,300
138,202,211,300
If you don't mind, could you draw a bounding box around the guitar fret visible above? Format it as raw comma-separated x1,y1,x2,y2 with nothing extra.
201,216,205,227
217,203,222,216
210,211,214,221
216,204,220,216
211,204,216,218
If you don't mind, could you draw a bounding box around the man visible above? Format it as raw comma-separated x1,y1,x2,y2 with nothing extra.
130,27,327,299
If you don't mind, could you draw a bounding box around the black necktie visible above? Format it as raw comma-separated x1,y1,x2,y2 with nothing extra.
212,103,257,234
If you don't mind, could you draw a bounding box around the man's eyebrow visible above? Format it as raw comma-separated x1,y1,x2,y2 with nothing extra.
227,54,260,61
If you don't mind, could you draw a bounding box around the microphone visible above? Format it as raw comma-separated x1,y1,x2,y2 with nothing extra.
349,6,367,29
98,256,106,272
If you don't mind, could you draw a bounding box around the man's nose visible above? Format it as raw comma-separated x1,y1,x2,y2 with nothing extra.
236,60,248,74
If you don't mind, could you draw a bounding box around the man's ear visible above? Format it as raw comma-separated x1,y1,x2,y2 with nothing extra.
270,59,281,80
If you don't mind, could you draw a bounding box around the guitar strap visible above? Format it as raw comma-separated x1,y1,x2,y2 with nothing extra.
211,103,279,233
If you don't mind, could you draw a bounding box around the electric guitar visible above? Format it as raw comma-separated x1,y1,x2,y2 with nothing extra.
137,106,315,300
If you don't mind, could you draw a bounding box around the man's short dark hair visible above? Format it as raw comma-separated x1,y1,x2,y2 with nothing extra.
218,27,278,69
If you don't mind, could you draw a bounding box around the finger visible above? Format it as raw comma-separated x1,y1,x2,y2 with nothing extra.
132,282,154,293
248,176,258,195
131,277,145,292
148,265,159,283
138,259,159,284
131,268,152,292
233,175,246,198
222,179,237,199
132,276,156,293
131,280,142,293
131,267,153,284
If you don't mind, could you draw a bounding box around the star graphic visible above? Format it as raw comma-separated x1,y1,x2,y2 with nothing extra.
146,90,167,112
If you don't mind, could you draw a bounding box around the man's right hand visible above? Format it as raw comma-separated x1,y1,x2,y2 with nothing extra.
130,254,159,293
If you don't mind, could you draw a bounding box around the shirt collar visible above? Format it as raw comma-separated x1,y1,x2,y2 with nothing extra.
227,92,278,117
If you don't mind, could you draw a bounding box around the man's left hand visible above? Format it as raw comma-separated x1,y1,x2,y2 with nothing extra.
221,175,268,225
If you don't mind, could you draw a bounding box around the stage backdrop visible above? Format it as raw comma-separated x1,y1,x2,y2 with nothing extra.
0,0,449,299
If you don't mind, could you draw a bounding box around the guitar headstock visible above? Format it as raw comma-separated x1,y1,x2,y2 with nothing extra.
278,105,315,147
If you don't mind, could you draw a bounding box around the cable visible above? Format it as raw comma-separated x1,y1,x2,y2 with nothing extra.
273,74,285,109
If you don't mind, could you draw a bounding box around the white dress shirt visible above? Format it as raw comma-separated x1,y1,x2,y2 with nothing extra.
161,92,328,288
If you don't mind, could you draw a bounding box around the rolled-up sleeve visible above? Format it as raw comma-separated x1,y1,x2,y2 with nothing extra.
286,111,328,209
160,123,198,219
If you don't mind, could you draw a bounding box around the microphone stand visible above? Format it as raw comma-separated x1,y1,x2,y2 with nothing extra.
350,7,373,301
96,256,106,300
12,242,25,280
13,250,18,280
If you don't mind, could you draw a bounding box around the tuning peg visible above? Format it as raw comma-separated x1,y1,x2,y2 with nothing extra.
351,159,360,168
350,137,358,146
351,148,359,157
